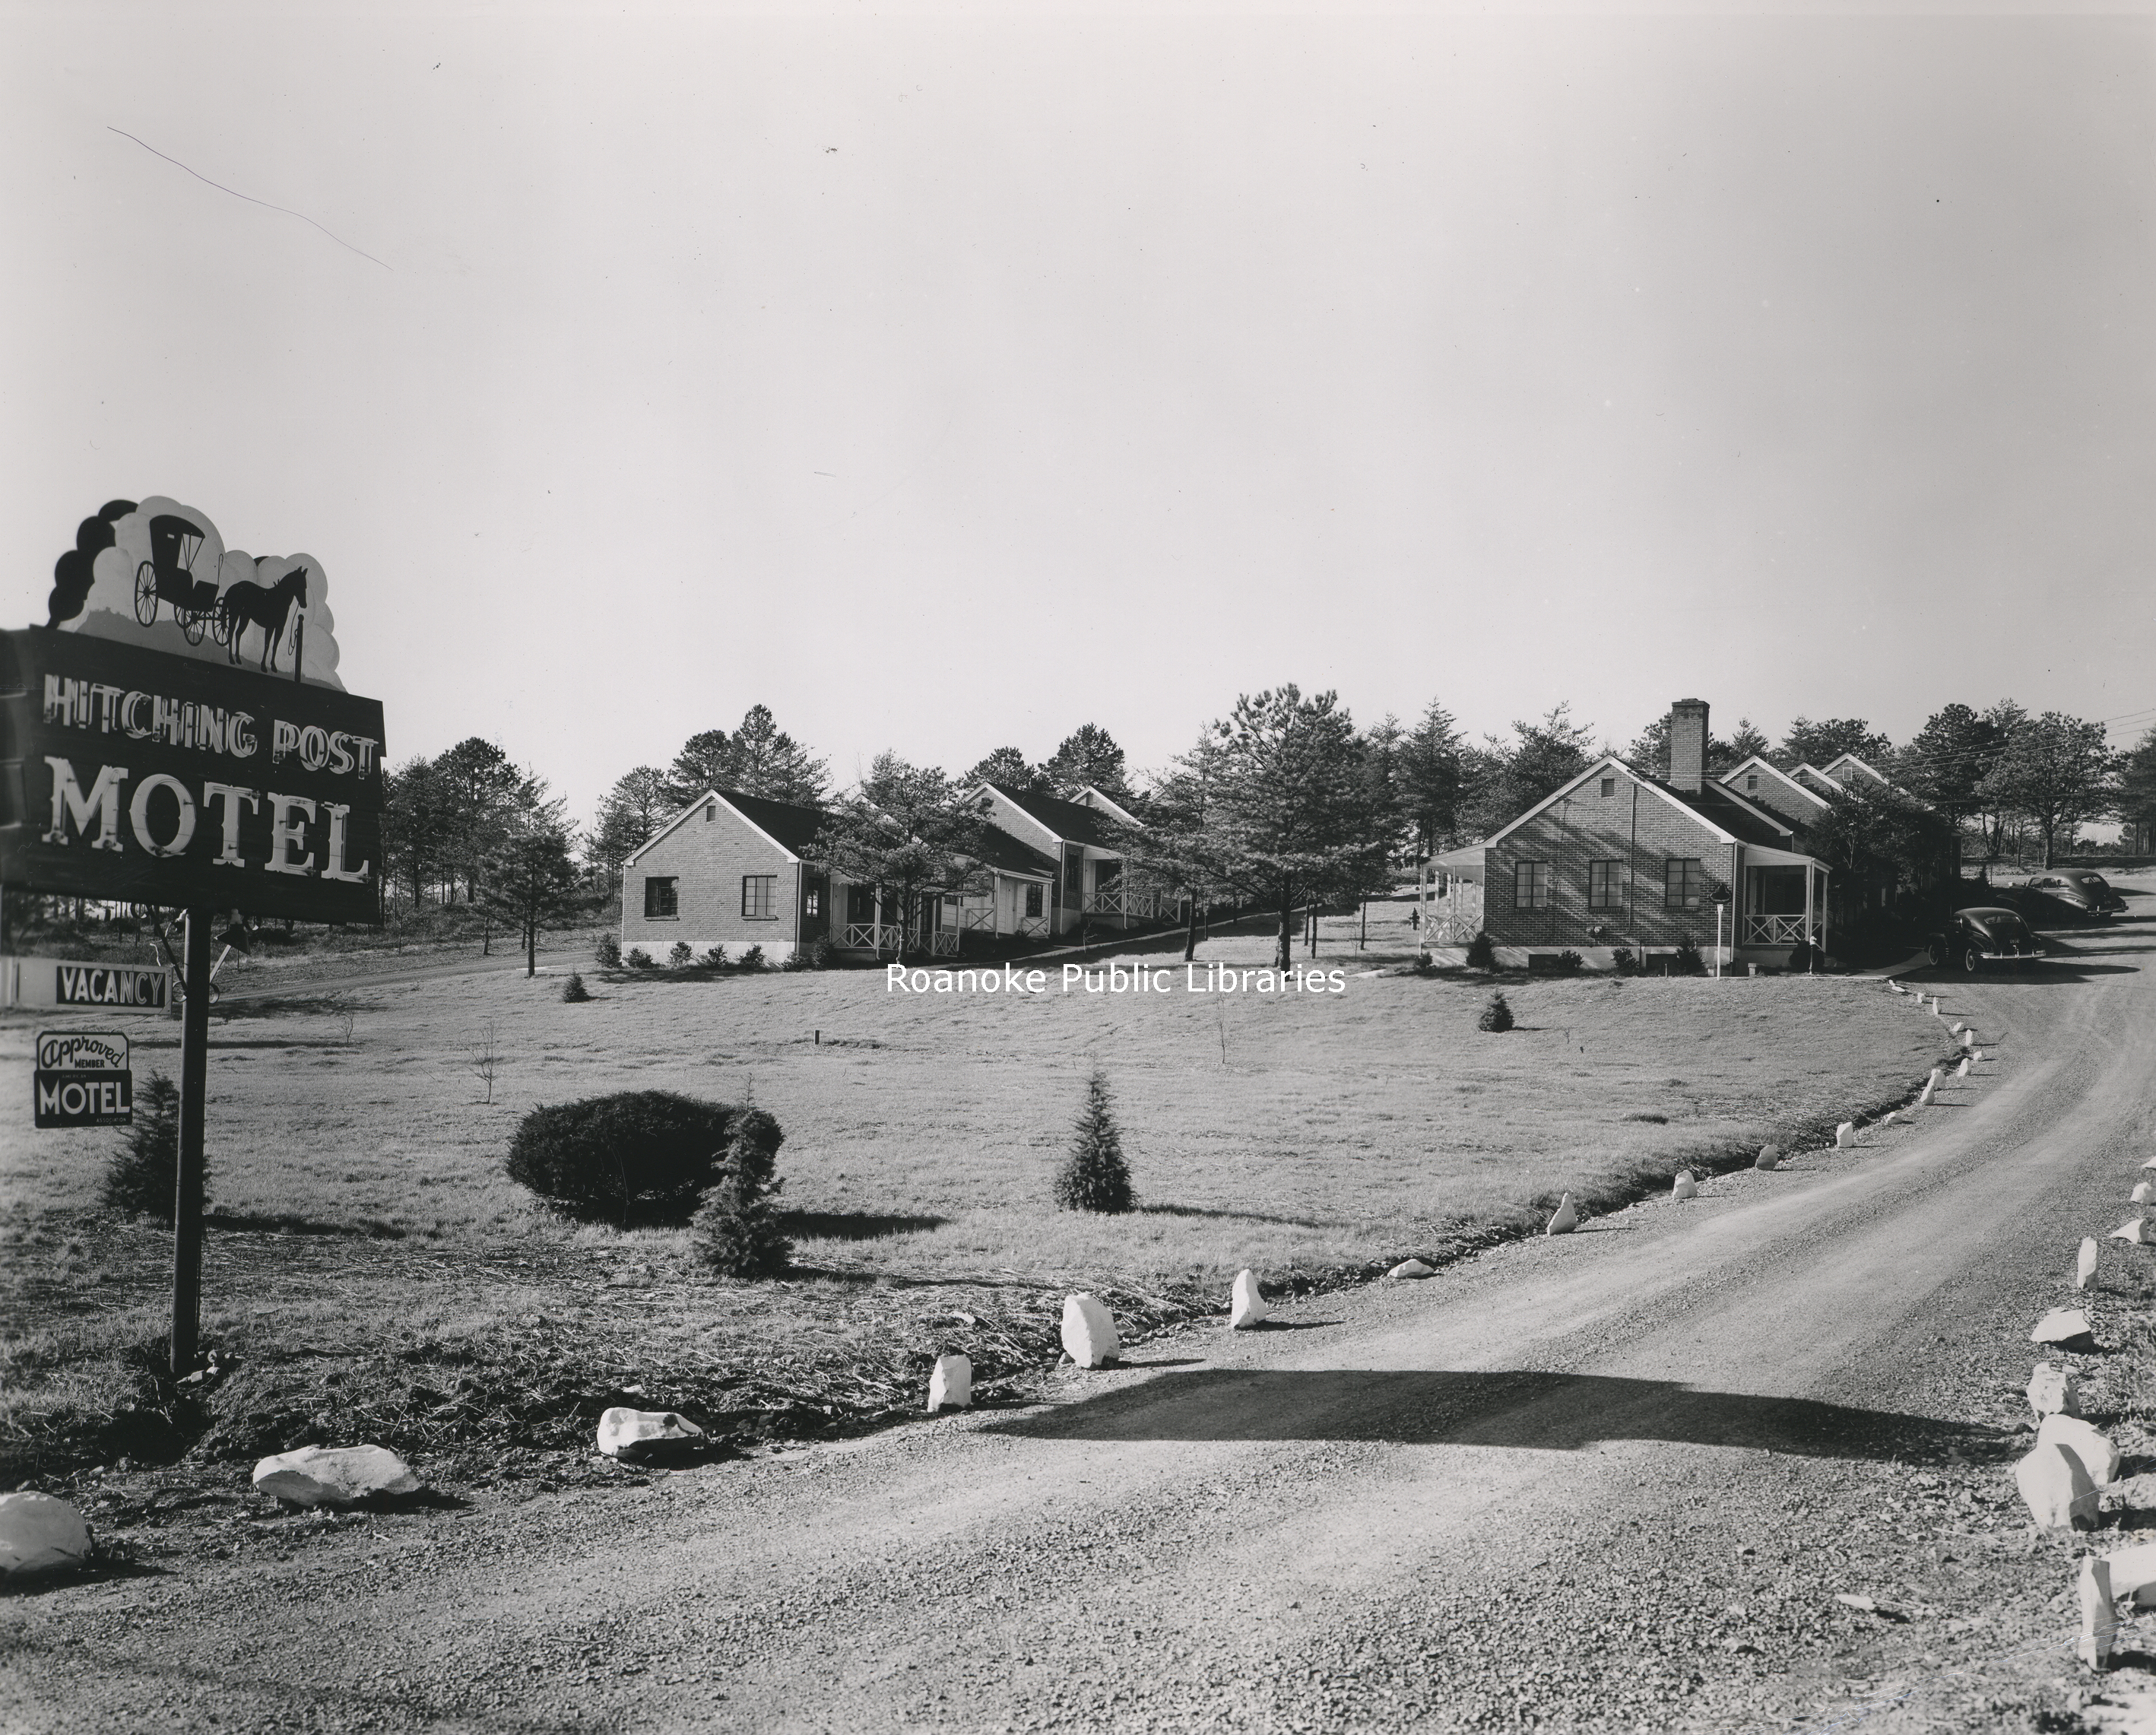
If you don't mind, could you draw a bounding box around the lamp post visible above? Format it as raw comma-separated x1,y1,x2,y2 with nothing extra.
1714,899,1725,977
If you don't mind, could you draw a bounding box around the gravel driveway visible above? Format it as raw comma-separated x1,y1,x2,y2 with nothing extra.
6,915,2154,1733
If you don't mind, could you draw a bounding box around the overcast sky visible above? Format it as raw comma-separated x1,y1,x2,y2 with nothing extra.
5,2,2151,823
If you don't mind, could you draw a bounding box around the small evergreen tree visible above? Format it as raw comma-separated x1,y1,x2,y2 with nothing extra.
1055,1069,1134,1213
1477,991,1514,1032
668,940,694,969
102,1073,184,1222
1464,931,1497,970
561,971,591,1003
693,1109,791,1277
594,932,622,968
1674,936,1705,975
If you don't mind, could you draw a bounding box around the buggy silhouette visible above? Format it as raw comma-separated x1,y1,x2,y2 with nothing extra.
132,514,227,645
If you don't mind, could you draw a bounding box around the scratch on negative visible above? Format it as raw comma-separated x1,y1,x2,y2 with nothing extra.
107,126,392,271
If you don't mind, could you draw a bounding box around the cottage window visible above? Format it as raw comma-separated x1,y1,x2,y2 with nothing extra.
1513,861,1552,910
742,875,777,920
1600,777,1615,798
1664,858,1706,909
804,886,821,918
705,801,716,821
643,877,678,920
1025,883,1044,918
1745,774,1758,792
1587,860,1622,909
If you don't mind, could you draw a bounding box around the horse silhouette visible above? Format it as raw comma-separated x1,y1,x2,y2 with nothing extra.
218,566,308,672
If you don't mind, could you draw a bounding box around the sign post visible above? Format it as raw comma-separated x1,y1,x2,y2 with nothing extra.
171,908,213,1369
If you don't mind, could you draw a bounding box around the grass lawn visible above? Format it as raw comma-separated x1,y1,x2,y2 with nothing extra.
0,899,1956,1491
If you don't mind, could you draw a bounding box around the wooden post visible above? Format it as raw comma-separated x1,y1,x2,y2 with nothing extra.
170,906,213,1374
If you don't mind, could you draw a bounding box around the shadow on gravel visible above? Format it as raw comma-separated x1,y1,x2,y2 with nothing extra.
988,1369,2002,1463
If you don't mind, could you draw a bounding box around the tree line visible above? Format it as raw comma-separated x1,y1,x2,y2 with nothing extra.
371,687,2144,973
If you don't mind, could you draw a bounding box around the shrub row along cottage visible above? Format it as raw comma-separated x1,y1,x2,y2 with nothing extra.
1435,699,1919,972
618,782,1152,964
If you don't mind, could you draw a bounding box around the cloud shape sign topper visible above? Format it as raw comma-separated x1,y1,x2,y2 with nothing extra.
46,497,344,691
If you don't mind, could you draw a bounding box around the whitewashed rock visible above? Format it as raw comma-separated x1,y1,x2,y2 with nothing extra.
1231,1268,1273,1326
2081,1553,2114,1670
927,1353,972,1411
2103,1541,2156,1607
2015,1441,2099,1530
2143,1155,2156,1170
1671,1170,1698,1202
2032,1308,2097,1350
1951,1021,1966,1036
1961,1030,1976,1050
252,1444,423,1507
0,1492,90,1576
1755,1144,1782,1172
2113,1218,2150,1245
2039,1413,2122,1487
1974,1050,1985,1063
1956,1058,1971,1078
1835,1121,1856,1149
1546,1193,1579,1235
1061,1293,1120,1367
594,1408,705,1461
1384,1258,1435,1281
1888,979,1906,994
2133,1183,2151,1207
1917,1083,1936,1108
2029,1363,2081,1419
2077,1238,2100,1290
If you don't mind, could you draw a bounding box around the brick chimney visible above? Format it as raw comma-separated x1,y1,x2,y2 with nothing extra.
1669,699,1710,793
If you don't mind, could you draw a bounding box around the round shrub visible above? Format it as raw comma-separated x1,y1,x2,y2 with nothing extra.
504,1091,755,1226
561,971,591,1003
1464,931,1497,971
702,945,728,969
1477,991,1514,1032
738,944,766,972
624,947,654,970
667,940,695,969
1674,936,1705,975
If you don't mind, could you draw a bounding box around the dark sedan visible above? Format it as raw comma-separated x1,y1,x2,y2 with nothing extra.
2024,871,2127,917
1931,907,2045,972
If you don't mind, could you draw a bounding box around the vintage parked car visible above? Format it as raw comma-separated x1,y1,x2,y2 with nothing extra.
2022,870,2126,917
1930,906,2045,972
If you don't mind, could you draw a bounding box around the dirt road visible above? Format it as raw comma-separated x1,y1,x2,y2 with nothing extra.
7,915,2154,1732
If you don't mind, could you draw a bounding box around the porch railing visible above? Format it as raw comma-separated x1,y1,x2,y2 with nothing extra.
1083,886,1182,923
1742,913,1811,947
840,921,904,953
926,929,959,956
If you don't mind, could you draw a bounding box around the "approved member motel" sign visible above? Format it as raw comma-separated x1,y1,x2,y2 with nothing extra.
33,1029,133,1128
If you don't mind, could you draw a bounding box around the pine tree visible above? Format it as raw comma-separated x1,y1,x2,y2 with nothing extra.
1477,991,1514,1033
693,1110,791,1277
1055,1069,1134,1213
103,1073,185,1222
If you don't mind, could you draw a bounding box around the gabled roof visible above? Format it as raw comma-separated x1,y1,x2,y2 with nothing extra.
963,825,1057,881
1720,754,1831,814
629,787,829,866
1483,758,1740,849
1791,763,1842,797
1657,779,1800,850
1480,756,1809,856
1818,753,1894,788
975,782,1137,852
